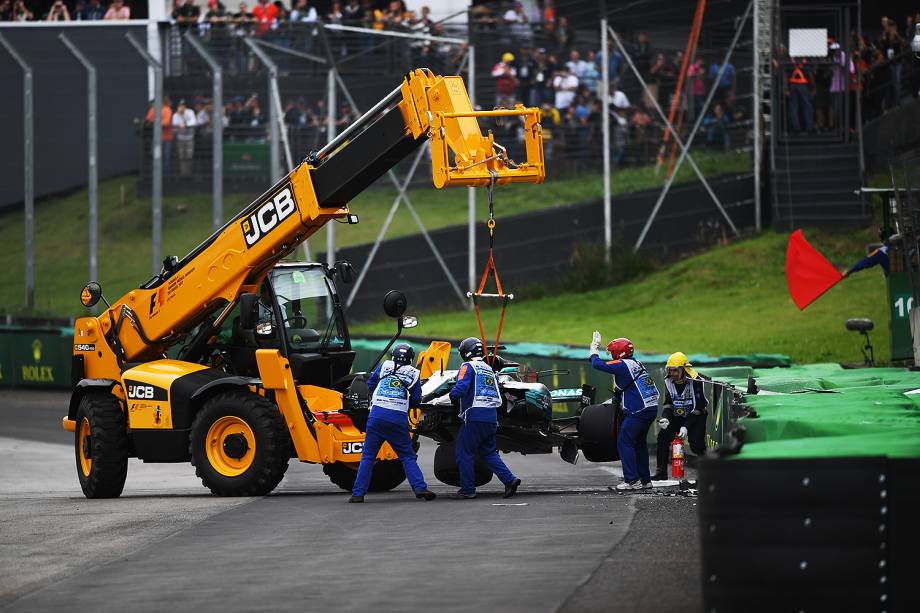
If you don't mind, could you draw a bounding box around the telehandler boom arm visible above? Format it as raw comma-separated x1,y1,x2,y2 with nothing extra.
74,69,544,374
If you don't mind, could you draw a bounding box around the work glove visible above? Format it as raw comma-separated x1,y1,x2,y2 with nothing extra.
590,330,602,357
678,426,688,439
658,418,670,430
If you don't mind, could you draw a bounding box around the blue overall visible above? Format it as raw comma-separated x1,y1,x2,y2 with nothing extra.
352,361,429,497
590,355,660,484
449,358,517,493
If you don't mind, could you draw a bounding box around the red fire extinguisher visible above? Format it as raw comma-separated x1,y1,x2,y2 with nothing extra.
671,435,685,480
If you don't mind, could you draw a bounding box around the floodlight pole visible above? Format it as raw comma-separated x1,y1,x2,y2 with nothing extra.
601,12,611,261
0,34,34,310
467,44,476,295
184,32,223,230
753,1,761,233
126,33,164,276
60,34,99,287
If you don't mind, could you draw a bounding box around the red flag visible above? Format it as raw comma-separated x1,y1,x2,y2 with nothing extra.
786,230,844,310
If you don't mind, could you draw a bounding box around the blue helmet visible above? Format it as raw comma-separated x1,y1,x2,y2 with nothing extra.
459,337,485,361
391,343,415,367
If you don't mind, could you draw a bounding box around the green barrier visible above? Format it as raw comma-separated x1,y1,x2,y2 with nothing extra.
726,363,920,460
0,325,73,389
224,142,270,177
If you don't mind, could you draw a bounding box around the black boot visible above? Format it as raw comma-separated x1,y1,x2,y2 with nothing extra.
348,495,364,503
503,478,522,499
415,489,437,501
652,470,668,481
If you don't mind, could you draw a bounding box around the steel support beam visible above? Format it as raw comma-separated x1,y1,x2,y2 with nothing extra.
244,38,281,183
126,33,164,276
60,34,100,288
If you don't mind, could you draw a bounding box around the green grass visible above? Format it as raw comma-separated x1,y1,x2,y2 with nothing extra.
353,227,890,365
0,151,747,317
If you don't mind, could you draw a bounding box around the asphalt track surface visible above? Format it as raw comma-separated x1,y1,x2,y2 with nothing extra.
0,390,701,612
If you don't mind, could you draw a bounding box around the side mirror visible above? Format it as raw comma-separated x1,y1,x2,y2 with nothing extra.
401,315,418,329
383,290,408,319
80,282,103,308
337,261,355,284
239,293,259,330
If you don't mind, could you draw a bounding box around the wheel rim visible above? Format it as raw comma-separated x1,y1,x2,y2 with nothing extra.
78,417,92,477
205,416,256,477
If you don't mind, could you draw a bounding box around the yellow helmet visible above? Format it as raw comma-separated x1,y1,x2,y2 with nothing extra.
665,352,699,379
502,52,515,63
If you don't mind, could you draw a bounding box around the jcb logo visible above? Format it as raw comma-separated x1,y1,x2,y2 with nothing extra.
127,384,155,399
343,441,363,454
241,185,298,247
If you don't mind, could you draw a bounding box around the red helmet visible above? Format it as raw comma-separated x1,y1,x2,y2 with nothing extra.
607,337,634,359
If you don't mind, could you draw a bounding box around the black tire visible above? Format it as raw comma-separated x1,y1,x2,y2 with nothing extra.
323,459,408,492
578,403,623,462
75,391,129,499
433,442,493,487
190,390,291,496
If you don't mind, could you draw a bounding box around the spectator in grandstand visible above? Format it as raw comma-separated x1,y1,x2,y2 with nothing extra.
580,51,600,96
687,56,705,119
203,0,231,31
491,52,518,108
539,103,559,160
251,0,278,35
172,99,198,178
103,0,129,20
0,0,12,20
45,0,71,20
503,1,532,45
233,1,252,24
284,98,303,126
630,100,653,144
552,63,578,112
703,102,730,150
813,57,832,132
515,47,534,108
326,0,342,23
708,56,736,108
12,0,34,20
342,0,362,24
530,47,555,107
565,50,588,79
634,32,652,77
554,15,574,53
649,52,676,109
609,84,630,111
881,21,905,108
597,38,625,87
173,0,200,31
145,96,174,176
290,0,316,22
79,0,106,20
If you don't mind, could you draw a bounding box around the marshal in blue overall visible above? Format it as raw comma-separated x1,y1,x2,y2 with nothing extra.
448,337,522,499
589,332,660,491
349,344,436,503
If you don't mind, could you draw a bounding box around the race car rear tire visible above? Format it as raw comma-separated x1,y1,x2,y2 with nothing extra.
323,460,408,492
578,403,622,462
75,391,129,499
433,442,494,487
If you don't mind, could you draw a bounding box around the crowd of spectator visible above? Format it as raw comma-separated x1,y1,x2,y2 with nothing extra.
853,13,920,121
0,0,129,20
489,27,743,168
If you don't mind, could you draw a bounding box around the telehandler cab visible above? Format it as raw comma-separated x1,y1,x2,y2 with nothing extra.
62,69,544,498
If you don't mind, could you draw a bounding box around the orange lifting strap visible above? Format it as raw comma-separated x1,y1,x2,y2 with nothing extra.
468,172,512,361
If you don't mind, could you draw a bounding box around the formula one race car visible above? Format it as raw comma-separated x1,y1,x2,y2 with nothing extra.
409,342,625,486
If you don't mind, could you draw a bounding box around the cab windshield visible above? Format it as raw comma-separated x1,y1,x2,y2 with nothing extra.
269,267,346,352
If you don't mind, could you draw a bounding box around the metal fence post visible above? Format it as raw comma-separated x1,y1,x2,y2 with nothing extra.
0,34,34,310
60,34,99,289
183,32,223,231
600,14,611,260
326,67,336,269
126,34,164,276
467,44,476,296
244,38,281,183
